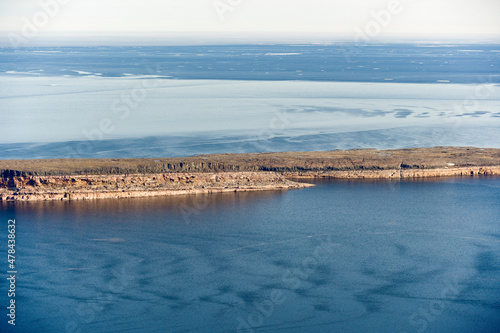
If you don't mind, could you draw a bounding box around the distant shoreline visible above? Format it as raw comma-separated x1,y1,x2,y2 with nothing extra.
1,147,499,201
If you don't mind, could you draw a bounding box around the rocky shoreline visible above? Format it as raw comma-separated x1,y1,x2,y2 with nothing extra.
1,147,499,201
0,172,313,202
284,165,500,179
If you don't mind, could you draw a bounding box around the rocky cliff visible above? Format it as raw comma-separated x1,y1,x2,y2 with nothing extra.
0,172,312,201
284,166,500,179
1,147,499,201
1,147,499,177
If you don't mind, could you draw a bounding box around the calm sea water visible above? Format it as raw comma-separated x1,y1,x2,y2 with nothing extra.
2,44,499,83
1,177,499,332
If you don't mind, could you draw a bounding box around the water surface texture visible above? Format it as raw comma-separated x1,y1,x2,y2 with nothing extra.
1,177,499,332
2,44,499,83
1,43,499,158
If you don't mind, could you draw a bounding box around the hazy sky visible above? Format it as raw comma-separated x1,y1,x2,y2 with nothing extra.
1,0,499,36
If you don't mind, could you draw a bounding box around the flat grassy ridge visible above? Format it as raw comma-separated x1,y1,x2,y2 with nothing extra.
1,147,499,177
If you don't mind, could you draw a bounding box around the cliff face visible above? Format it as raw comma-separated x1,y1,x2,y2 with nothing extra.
1,147,499,201
284,166,500,179
0,172,312,201
1,166,498,202
1,147,499,177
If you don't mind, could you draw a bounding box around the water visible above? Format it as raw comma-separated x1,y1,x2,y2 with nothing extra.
1,43,499,333
1,177,499,332
1,43,499,158
2,44,499,83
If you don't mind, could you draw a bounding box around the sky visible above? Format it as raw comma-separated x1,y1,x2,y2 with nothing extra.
0,0,499,46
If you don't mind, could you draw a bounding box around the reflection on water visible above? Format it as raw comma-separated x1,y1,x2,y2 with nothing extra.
7,189,286,225
1,178,500,332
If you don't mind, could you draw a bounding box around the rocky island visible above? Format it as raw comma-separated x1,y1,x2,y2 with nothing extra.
1,147,499,201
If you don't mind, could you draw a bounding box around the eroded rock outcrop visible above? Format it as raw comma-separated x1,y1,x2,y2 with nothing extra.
0,172,313,201
1,147,499,201
284,166,500,179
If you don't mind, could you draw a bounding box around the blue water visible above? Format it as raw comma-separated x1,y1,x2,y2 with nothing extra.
2,44,499,83
1,177,499,332
1,124,499,160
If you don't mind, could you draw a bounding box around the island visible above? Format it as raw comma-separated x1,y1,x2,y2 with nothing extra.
1,147,499,201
